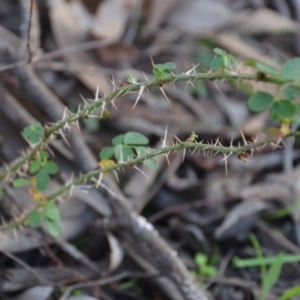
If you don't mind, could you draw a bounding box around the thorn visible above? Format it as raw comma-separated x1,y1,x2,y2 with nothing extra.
111,170,118,183
171,80,176,90
165,152,170,166
159,87,172,108
191,148,197,156
79,94,88,105
68,185,75,199
220,152,233,176
133,165,150,179
214,137,220,146
162,125,168,148
185,63,199,75
182,148,186,162
173,135,183,144
111,97,117,109
213,150,219,156
186,78,195,90
132,85,145,109
75,107,81,133
59,129,70,147
100,101,107,118
95,85,100,100
239,127,248,146
142,72,149,81
150,56,155,68
108,76,118,90
213,81,227,102
96,173,104,188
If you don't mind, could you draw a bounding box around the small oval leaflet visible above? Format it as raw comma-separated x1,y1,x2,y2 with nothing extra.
100,146,115,160
13,178,31,188
282,58,300,82
248,92,274,112
271,100,297,120
114,144,134,162
124,132,149,145
28,211,43,228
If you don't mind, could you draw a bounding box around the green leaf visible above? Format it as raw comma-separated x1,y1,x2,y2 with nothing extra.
195,253,207,267
270,109,282,122
232,253,300,268
245,59,280,76
134,147,158,169
283,86,299,100
282,58,300,81
262,252,284,299
43,161,58,174
114,144,134,162
163,62,176,70
112,134,125,146
155,63,164,69
36,170,50,191
145,157,158,169
223,55,237,69
28,133,40,143
127,73,138,84
100,147,115,160
153,62,176,79
248,92,274,112
162,69,172,77
271,100,297,120
72,290,84,297
153,65,165,79
202,265,217,277
23,123,44,144
211,56,224,70
214,48,227,56
13,178,31,188
45,219,61,237
124,132,149,145
44,201,60,222
279,285,300,300
28,211,43,228
40,151,49,161
134,146,148,157
153,69,163,78
0,189,3,200
29,160,42,173
82,118,100,132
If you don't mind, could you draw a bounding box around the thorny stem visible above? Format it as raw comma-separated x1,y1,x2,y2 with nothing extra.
1,69,300,232
0,70,300,182
1,134,299,232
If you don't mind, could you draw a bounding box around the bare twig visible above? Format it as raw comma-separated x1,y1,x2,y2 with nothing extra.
149,197,237,223
100,183,210,300
59,271,157,300
2,250,53,286
26,0,34,62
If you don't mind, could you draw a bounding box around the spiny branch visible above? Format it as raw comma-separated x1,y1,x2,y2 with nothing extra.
0,70,299,182
0,135,293,232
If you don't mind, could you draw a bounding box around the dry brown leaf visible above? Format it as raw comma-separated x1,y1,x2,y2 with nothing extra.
49,1,110,94
167,0,234,35
241,111,269,135
91,0,136,42
97,42,139,65
142,0,179,38
235,8,300,35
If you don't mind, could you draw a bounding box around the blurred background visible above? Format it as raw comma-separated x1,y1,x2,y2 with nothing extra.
2,0,300,299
